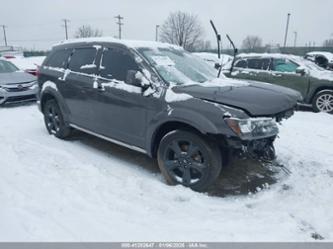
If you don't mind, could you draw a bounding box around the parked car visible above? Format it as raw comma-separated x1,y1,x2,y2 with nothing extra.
0,59,38,105
7,56,46,76
193,52,232,69
223,53,333,113
38,38,300,191
305,51,333,70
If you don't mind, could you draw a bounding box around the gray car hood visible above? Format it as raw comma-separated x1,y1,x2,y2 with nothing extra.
0,71,36,85
172,79,301,116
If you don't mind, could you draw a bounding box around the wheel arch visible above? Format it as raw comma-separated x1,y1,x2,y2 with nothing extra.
310,86,333,103
40,88,70,124
150,121,204,159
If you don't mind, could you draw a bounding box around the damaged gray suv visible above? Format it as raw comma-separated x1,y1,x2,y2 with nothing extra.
38,38,300,191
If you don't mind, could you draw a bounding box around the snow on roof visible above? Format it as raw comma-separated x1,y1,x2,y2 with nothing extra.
306,51,333,61
53,37,183,50
237,53,300,60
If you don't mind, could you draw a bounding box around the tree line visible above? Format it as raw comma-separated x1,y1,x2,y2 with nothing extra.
74,11,333,51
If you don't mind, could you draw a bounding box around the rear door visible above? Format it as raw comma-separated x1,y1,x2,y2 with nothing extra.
62,46,101,128
268,58,310,97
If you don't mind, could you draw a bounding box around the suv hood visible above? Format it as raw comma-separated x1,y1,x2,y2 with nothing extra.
0,71,36,85
172,78,300,116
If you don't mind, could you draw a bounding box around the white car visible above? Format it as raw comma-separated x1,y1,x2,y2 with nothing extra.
305,51,333,70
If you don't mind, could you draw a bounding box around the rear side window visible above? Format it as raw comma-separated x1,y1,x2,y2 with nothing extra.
45,49,72,68
68,47,98,74
235,59,247,68
247,58,270,70
100,47,139,82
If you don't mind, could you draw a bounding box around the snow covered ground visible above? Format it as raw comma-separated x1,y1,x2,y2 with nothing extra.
0,104,332,241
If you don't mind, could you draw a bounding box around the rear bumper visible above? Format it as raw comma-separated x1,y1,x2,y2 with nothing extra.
0,85,38,105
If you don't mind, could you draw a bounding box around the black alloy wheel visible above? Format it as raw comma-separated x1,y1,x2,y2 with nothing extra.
157,130,222,192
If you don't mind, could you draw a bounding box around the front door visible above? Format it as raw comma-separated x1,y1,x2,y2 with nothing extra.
91,46,152,148
268,58,310,98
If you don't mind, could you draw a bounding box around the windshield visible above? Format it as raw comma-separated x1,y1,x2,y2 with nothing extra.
0,60,19,73
288,56,325,71
137,47,219,85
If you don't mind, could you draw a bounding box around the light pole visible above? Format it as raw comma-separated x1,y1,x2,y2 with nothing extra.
1,25,7,46
283,13,291,47
115,15,124,39
62,19,69,40
293,31,297,47
155,25,160,42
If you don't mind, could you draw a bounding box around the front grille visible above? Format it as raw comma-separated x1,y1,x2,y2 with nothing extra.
3,86,30,92
2,82,35,92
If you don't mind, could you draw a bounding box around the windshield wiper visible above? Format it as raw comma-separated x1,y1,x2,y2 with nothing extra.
226,34,238,75
210,20,222,78
210,20,238,76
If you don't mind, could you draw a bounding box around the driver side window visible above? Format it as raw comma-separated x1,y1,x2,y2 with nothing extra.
272,58,299,73
100,47,139,84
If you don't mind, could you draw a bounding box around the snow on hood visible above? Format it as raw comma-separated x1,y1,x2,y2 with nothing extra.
0,71,36,85
165,88,192,103
6,56,45,70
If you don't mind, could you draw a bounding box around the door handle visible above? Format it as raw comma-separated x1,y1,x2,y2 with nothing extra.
93,81,106,92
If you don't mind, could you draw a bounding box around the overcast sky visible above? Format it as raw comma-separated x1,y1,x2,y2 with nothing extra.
1,0,332,50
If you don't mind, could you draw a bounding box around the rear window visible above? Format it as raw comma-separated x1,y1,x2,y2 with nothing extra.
44,49,72,68
68,47,98,74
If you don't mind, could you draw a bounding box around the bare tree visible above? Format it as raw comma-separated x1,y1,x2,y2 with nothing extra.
159,11,204,51
323,39,333,47
75,25,103,38
242,35,263,50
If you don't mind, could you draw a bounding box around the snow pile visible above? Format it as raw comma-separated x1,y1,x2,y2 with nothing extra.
0,106,332,241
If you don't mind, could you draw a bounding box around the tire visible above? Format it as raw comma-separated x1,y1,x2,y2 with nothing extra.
43,99,72,139
157,130,222,192
312,90,333,114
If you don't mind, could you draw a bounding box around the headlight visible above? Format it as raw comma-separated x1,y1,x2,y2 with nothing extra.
225,117,278,138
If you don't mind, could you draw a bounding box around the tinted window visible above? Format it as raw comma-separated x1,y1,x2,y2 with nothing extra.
0,60,19,73
235,59,247,68
247,58,270,70
315,56,328,67
100,48,139,82
272,59,299,73
68,47,98,74
45,49,72,68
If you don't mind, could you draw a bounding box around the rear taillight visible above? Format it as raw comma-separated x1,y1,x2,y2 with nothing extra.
35,66,41,77
4,55,15,59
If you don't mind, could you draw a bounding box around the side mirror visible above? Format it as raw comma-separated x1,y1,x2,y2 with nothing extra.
126,70,142,87
214,63,221,70
296,67,306,76
126,70,152,90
